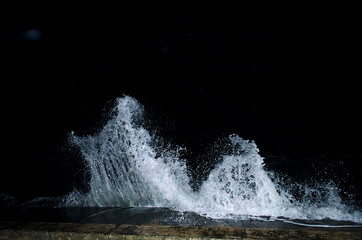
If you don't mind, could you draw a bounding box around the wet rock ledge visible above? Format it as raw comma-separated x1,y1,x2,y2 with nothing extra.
0,221,361,240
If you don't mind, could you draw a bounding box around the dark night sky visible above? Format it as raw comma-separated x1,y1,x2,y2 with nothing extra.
2,3,361,200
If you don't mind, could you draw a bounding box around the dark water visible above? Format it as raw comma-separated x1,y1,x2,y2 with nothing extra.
1,207,361,229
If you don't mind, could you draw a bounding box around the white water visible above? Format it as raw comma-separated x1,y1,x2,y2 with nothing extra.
64,96,362,224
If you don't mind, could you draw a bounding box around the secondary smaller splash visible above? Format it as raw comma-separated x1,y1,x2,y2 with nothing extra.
193,135,361,223
64,96,362,224
195,135,295,218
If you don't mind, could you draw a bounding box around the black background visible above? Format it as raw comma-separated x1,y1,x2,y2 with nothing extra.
2,3,361,201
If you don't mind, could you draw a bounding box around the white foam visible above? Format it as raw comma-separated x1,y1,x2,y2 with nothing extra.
64,96,362,224
66,96,194,208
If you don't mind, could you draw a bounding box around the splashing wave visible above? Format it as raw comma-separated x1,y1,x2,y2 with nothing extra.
64,96,362,223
